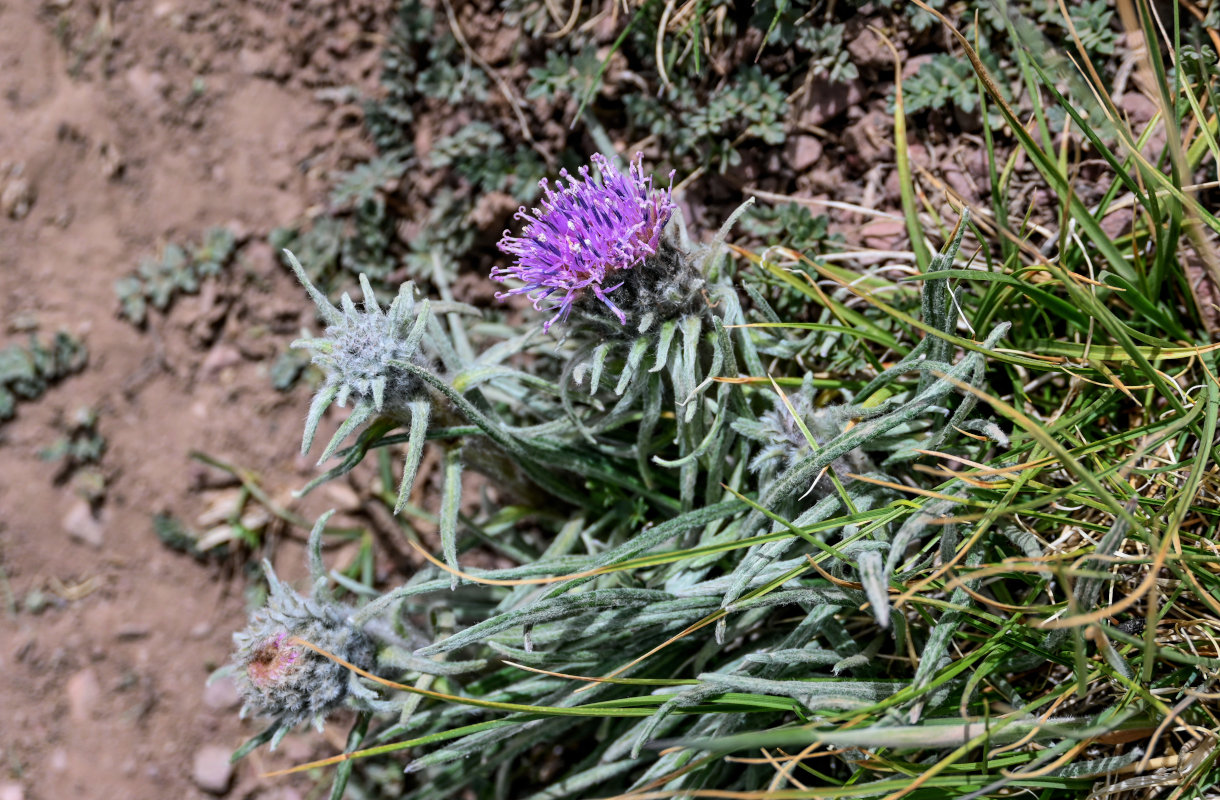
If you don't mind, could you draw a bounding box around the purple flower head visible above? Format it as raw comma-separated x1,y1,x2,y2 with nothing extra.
492,153,676,331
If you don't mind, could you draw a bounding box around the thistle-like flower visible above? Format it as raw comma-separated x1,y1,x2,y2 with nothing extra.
284,250,478,514
286,251,433,464
732,377,873,490
490,154,758,509
231,561,377,746
492,152,677,331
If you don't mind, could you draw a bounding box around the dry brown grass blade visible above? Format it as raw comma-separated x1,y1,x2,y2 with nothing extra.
405,537,618,586
762,745,812,792
843,472,971,503
1038,529,1170,629
500,659,677,685
572,609,728,694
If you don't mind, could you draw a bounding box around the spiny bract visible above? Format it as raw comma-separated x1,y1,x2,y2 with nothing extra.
285,250,432,464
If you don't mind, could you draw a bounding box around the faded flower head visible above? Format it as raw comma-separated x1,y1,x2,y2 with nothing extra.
733,379,873,484
741,385,820,476
491,152,676,331
244,631,302,690
232,564,376,739
284,250,432,462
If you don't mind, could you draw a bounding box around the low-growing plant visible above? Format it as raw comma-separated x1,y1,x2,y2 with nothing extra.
40,406,106,501
115,227,237,325
224,124,1220,800
208,1,1220,798
797,24,859,84
0,331,88,423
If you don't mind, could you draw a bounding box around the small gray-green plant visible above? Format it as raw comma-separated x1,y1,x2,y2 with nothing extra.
900,52,983,114
628,66,788,174
153,513,214,560
797,24,858,84
525,46,601,102
740,201,837,253
115,227,237,325
40,406,106,500
0,331,88,423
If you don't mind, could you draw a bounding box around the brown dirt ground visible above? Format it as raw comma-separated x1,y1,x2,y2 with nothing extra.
0,1,395,798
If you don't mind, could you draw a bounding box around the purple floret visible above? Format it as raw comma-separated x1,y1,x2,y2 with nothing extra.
492,153,676,331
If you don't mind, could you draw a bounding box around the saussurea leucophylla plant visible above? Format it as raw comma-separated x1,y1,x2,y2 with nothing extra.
229,171,1028,798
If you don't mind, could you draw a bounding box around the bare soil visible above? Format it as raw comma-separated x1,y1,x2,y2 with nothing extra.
0,1,393,797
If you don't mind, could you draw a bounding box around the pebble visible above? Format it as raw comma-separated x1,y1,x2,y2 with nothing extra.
1118,91,1158,127
1,175,35,220
787,135,824,173
192,745,234,794
67,667,101,721
202,674,242,711
0,782,24,800
62,500,104,547
860,219,907,250
116,624,151,641
200,344,243,379
125,65,167,110
799,78,864,127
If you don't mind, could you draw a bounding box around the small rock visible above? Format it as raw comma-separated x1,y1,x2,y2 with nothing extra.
843,110,894,164
469,190,516,230
238,47,272,77
62,501,104,547
861,219,907,250
189,621,213,639
799,78,865,127
67,667,101,721
98,141,124,180
907,141,932,171
902,54,934,80
200,344,242,378
1118,91,1159,127
1100,207,1133,240
787,135,824,173
942,166,977,204
202,674,242,711
49,749,68,772
116,624,151,641
23,589,50,615
0,782,24,800
125,66,166,110
845,24,891,69
1,172,35,220
193,745,234,794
